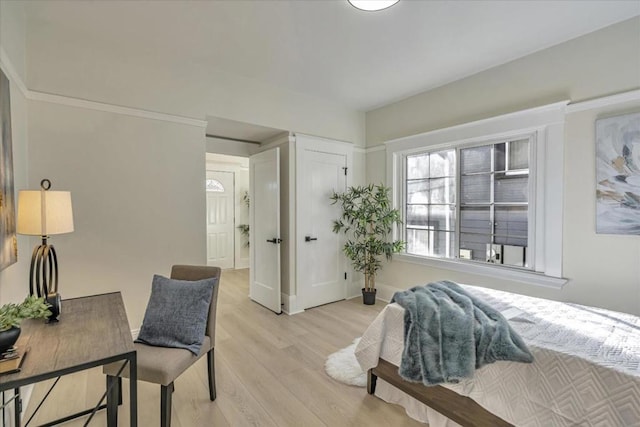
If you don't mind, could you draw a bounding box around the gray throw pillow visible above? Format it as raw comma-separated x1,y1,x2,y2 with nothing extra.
135,274,216,356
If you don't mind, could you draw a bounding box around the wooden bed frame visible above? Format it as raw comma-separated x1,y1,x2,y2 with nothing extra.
367,358,514,427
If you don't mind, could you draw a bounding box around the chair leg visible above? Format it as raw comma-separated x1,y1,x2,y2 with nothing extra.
161,382,174,427
207,349,216,401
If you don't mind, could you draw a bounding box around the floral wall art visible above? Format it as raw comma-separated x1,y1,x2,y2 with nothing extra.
596,111,640,235
0,68,17,270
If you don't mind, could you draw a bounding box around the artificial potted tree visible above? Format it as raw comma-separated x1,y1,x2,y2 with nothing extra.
331,184,405,305
0,296,51,353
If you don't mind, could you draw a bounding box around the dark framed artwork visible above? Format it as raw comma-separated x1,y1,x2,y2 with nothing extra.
596,111,640,234
0,68,17,270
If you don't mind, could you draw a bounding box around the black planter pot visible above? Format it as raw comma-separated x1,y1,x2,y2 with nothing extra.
0,326,21,354
362,288,377,305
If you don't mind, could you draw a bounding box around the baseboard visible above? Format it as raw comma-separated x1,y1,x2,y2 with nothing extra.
130,328,140,340
235,259,249,270
347,280,397,303
375,281,398,303
281,293,304,315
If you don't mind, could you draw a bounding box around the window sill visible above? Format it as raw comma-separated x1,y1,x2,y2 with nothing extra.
395,254,567,289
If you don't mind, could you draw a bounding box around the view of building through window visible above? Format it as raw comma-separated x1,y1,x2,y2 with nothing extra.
405,138,530,269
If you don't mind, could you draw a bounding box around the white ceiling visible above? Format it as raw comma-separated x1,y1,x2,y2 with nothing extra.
25,0,640,112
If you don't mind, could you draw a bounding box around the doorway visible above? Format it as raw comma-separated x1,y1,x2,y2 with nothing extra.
205,153,250,270
206,170,235,269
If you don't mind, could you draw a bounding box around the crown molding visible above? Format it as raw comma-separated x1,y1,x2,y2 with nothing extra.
0,47,29,97
28,90,207,128
566,89,640,113
366,145,385,154
0,46,206,128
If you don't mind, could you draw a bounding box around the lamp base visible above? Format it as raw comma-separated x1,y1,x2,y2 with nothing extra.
29,240,61,321
46,293,62,323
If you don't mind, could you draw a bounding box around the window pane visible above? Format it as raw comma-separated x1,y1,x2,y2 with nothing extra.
494,206,528,246
406,228,430,256
461,146,491,174
495,175,528,203
460,232,491,261
407,154,429,179
432,231,455,258
509,139,529,170
495,143,506,172
406,228,455,258
460,206,490,234
407,180,429,204
406,205,428,227
429,205,455,231
429,150,455,177
461,174,490,203
429,178,455,204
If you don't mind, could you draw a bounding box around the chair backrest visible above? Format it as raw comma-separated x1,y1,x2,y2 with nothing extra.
170,265,221,348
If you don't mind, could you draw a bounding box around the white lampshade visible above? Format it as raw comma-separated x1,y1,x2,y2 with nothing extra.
17,190,74,236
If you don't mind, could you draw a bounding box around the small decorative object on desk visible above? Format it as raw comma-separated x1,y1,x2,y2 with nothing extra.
0,346,28,375
0,296,52,353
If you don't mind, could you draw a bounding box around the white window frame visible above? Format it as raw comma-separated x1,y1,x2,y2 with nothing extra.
386,101,569,288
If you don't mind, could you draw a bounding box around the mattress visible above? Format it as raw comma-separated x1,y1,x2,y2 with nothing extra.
355,285,640,427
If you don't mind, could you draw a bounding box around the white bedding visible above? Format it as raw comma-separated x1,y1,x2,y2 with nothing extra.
355,285,640,427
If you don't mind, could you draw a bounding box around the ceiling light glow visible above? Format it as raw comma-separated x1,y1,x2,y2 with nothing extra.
348,0,399,12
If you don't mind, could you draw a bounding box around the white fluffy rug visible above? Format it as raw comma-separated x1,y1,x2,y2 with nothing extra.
325,337,367,387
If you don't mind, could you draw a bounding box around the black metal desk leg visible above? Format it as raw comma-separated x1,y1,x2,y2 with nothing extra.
13,388,21,427
129,354,137,427
106,376,118,427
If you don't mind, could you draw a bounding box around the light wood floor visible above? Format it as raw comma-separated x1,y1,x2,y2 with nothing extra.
24,269,424,426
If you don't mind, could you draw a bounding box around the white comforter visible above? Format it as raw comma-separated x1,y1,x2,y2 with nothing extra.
355,285,640,427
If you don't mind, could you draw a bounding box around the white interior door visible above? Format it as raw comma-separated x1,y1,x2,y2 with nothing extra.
249,147,282,314
206,171,235,269
297,143,348,309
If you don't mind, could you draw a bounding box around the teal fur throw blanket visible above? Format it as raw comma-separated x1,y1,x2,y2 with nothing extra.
391,281,533,386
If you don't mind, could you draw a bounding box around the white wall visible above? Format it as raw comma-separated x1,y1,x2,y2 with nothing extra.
562,99,640,314
27,101,207,328
367,17,640,147
26,17,366,147
365,18,640,315
0,0,31,305
0,2,36,422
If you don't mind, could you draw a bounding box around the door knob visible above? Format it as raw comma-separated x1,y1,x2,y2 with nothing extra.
305,236,318,242
266,238,282,244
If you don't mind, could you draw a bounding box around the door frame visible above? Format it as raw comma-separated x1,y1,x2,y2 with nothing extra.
295,134,353,311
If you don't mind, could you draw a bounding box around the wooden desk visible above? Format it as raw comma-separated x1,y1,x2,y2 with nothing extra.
0,292,137,427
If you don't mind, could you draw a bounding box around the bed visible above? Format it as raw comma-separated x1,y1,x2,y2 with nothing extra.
355,284,640,427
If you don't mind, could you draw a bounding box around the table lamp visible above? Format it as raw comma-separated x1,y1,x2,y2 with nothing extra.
16,179,74,322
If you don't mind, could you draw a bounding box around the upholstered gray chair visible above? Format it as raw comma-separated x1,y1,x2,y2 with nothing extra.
104,265,221,427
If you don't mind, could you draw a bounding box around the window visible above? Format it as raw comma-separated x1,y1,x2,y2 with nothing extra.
386,102,568,287
405,137,531,269
206,179,225,192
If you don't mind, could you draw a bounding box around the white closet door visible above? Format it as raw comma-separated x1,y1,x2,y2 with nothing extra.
296,136,350,309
